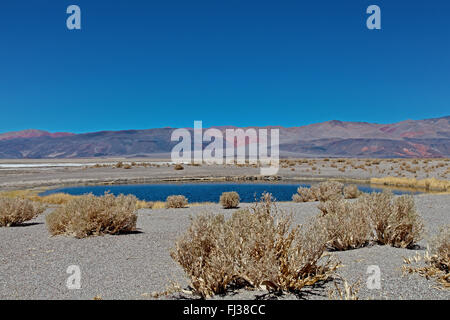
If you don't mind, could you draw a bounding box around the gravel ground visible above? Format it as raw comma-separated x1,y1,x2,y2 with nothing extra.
0,158,448,190
0,194,449,300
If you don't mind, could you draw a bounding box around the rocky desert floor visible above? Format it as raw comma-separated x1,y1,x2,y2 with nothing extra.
0,158,448,300
0,195,449,300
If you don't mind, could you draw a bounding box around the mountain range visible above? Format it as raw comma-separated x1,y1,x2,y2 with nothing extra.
0,116,449,159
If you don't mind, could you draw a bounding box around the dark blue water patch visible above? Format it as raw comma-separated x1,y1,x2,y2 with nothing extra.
40,182,421,203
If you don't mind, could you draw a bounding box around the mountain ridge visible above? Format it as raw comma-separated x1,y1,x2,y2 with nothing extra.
0,116,449,159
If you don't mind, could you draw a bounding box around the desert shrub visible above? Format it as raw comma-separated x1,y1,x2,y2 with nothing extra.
174,164,184,170
46,193,138,238
343,185,360,199
328,277,361,300
429,226,450,279
316,199,371,250
315,181,344,202
170,193,338,298
316,191,424,250
361,192,424,248
219,191,240,209
292,187,317,202
292,181,344,203
431,224,450,256
0,197,45,227
292,194,303,203
403,225,449,287
166,195,188,208
115,161,124,168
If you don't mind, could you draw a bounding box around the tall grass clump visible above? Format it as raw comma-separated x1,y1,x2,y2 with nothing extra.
170,193,338,298
166,195,188,208
0,197,45,227
219,191,240,209
46,193,138,238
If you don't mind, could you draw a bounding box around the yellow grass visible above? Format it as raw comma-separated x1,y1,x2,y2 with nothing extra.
0,189,37,199
151,201,167,209
30,193,81,205
371,177,450,192
136,200,155,209
0,189,80,204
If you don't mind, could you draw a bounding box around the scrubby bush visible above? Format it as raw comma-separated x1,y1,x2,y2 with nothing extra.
403,225,449,287
292,194,303,203
170,193,338,298
316,199,371,250
292,187,316,202
429,226,450,276
328,277,361,300
315,181,344,202
0,197,45,227
174,164,184,170
291,181,344,203
115,161,124,168
343,185,360,199
166,195,188,208
361,192,424,248
46,193,138,238
219,191,240,209
316,191,424,250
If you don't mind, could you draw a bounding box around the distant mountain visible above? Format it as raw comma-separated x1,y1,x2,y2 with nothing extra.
0,129,74,141
0,116,449,159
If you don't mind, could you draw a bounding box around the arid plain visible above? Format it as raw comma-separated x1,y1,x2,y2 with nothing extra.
0,158,449,299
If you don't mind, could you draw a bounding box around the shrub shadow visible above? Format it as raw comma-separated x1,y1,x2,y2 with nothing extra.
12,222,44,228
118,229,144,235
254,279,332,300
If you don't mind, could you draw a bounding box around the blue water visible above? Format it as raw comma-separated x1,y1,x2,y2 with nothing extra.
40,182,421,203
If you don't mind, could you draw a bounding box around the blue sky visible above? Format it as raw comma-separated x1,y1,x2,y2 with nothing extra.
0,0,449,133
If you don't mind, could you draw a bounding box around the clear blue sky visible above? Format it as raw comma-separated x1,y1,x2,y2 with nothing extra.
0,0,449,133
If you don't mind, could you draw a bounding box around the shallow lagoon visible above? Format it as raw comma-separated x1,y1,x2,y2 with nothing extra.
41,182,421,203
